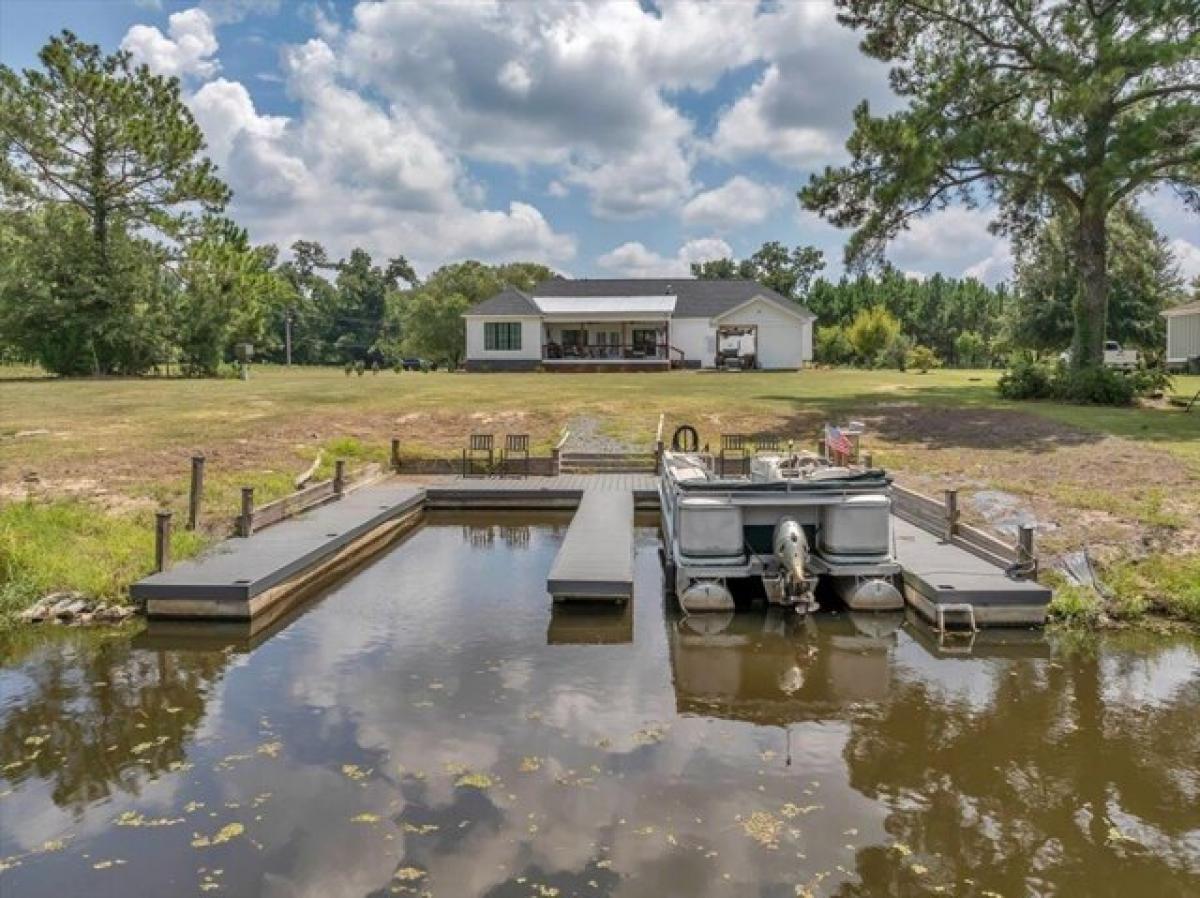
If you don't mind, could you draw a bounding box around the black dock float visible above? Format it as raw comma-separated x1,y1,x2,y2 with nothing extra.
546,489,635,602
892,517,1051,627
132,485,424,620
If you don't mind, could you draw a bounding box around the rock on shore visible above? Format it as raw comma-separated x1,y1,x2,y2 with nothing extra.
18,591,138,625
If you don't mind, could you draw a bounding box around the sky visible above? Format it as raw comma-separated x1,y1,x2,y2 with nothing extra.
1,0,1197,284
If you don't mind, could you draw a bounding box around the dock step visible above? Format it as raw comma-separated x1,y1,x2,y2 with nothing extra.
547,489,634,601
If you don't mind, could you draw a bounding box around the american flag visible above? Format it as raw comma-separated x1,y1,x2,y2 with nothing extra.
825,425,853,457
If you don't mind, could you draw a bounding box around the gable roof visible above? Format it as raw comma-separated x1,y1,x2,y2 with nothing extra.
464,278,814,320
464,286,539,316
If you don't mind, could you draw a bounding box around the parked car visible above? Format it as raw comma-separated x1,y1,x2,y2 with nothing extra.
401,357,425,371
1059,341,1140,370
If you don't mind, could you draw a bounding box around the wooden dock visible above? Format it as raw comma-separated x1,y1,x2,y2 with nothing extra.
546,489,635,601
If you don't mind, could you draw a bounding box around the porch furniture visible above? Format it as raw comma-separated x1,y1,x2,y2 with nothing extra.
753,433,781,453
501,434,531,477
719,433,751,476
462,434,495,477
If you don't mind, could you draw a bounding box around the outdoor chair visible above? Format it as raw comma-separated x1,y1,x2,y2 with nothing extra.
719,433,751,477
501,433,531,477
462,433,495,477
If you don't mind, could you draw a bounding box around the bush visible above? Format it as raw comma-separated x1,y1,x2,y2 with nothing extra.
814,325,854,365
847,306,901,363
997,353,1056,400
1129,364,1173,397
1053,365,1136,405
906,344,940,373
875,332,912,370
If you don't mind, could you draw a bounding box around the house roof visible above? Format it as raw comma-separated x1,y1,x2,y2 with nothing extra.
1162,299,1200,318
534,295,678,316
464,278,814,320
464,287,539,316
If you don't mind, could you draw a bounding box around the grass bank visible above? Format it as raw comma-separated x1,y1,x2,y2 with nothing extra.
1,365,1197,627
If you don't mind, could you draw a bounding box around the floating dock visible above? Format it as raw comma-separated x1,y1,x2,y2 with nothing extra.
892,517,1051,628
546,488,635,601
131,484,423,620
130,472,1049,626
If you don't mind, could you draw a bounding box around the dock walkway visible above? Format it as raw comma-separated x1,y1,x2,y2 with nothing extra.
892,517,1051,627
546,488,635,601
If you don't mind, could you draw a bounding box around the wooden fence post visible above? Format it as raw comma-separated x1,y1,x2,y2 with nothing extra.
943,488,959,542
238,487,255,537
863,451,874,469
1017,525,1036,578
333,460,346,497
154,511,172,573
187,455,205,530
390,438,401,472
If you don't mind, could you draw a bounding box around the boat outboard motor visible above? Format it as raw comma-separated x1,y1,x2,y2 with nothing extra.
769,518,818,613
671,424,700,452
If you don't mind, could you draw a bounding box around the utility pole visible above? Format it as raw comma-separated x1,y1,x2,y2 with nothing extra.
285,308,293,366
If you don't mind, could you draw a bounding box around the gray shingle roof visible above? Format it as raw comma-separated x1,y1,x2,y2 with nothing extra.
464,278,814,319
464,287,539,316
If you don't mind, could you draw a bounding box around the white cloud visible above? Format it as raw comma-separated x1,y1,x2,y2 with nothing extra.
597,237,732,277
198,0,280,24
182,37,574,270
682,176,784,230
121,8,219,79
889,207,1013,284
709,2,894,168
1169,239,1200,283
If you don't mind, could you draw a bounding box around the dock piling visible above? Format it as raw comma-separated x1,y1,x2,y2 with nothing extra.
943,488,959,542
154,511,172,572
187,455,205,530
239,487,255,537
390,438,401,472
334,460,346,497
1017,525,1036,578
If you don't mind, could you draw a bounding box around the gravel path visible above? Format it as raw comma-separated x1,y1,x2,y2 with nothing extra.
563,416,642,453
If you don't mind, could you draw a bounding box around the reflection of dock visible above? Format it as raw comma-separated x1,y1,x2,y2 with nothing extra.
903,611,1052,659
547,602,634,644
667,611,899,726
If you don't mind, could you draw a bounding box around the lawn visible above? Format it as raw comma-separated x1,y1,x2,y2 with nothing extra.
2,365,1198,624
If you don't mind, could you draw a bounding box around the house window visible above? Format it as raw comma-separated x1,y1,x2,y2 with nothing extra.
632,328,658,354
484,322,522,351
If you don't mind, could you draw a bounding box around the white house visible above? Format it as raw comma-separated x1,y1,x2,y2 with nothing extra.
1163,300,1200,370
463,278,815,372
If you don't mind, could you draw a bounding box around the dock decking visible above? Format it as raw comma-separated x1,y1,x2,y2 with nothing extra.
892,517,1051,627
546,488,635,601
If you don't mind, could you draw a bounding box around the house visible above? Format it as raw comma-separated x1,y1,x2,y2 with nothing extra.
463,278,815,372
1163,300,1200,371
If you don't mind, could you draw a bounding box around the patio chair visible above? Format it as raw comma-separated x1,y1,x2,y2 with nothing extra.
718,433,751,477
462,433,495,477
501,433,531,477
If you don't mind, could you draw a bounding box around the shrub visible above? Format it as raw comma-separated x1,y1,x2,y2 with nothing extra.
875,333,912,370
846,306,901,363
1129,364,1173,397
997,353,1055,400
1053,365,1136,405
814,325,854,365
906,344,940,373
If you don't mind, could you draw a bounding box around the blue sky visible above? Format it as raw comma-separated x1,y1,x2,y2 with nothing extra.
2,0,1196,283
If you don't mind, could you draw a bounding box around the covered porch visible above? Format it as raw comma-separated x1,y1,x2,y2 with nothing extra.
542,319,673,365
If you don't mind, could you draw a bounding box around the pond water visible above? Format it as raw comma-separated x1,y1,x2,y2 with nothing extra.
2,513,1199,897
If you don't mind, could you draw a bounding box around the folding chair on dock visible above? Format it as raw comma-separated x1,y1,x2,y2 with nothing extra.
501,434,531,477
462,434,495,477
719,433,751,476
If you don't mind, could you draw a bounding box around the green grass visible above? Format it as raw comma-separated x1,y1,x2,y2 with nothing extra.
0,500,207,626
1104,554,1200,623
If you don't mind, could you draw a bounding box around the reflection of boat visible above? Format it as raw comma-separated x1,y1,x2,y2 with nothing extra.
667,609,898,726
659,429,903,614
546,602,634,644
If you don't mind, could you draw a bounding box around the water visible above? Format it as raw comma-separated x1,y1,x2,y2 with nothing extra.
2,513,1198,897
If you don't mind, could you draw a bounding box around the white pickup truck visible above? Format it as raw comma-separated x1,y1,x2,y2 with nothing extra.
1060,341,1140,370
